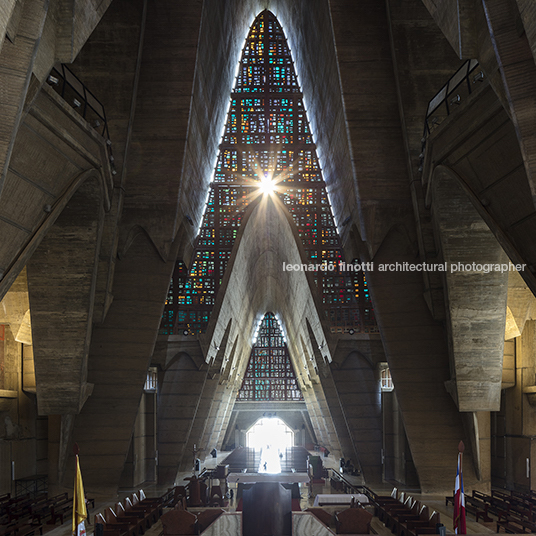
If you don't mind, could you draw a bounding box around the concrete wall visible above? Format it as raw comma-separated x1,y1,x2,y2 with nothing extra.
3,0,536,497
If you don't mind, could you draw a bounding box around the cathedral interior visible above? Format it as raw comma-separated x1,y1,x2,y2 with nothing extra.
2,0,536,529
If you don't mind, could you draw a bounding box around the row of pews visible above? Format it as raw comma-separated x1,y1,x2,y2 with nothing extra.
306,502,373,534
447,488,536,533
160,507,225,536
0,491,95,536
95,490,167,536
367,488,440,536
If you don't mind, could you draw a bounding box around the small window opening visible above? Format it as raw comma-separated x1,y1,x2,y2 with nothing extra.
144,367,158,392
379,363,394,392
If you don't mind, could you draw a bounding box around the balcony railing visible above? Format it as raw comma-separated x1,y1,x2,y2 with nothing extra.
423,59,484,136
46,64,116,176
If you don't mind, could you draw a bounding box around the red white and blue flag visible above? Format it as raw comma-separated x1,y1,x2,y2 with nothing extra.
453,442,466,534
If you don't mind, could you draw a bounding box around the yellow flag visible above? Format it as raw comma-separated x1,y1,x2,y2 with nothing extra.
72,455,87,536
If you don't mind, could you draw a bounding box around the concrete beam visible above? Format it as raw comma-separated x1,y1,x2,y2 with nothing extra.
480,0,536,208
420,0,476,58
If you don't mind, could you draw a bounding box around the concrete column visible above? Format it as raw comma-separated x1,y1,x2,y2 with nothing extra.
157,353,207,484
211,382,237,451
365,224,478,493
27,178,104,415
200,381,230,453
60,231,177,495
177,372,221,473
433,167,508,411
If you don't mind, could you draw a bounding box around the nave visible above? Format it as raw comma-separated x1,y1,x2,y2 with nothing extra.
220,446,310,475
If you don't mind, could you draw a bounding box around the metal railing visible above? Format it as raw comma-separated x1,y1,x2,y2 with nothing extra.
419,59,485,174
327,467,364,495
46,63,116,175
423,59,484,136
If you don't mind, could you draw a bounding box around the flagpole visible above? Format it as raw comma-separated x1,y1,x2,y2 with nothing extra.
454,440,466,535
72,443,87,536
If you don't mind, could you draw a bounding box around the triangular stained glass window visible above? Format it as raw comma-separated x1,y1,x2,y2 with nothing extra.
237,313,303,401
160,10,377,336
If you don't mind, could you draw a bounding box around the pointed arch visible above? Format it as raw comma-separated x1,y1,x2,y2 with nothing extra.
162,10,375,337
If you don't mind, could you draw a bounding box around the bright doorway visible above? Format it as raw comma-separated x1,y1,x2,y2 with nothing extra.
246,417,294,451
247,417,294,473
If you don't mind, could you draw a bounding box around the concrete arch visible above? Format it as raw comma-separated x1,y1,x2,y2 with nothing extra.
199,194,343,456
339,349,374,370
119,223,169,262
165,350,201,372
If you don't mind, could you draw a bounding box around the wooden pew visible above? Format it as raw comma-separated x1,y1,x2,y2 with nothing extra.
137,490,162,507
389,501,423,534
447,489,491,522
497,513,536,534
124,497,158,526
380,495,412,527
104,508,144,536
368,487,399,508
130,494,161,521
0,523,43,536
160,509,198,535
6,494,41,522
48,495,72,525
95,513,138,536
196,508,224,533
335,506,373,534
398,508,439,536
29,493,67,524
493,490,535,521
115,502,152,530
465,493,492,522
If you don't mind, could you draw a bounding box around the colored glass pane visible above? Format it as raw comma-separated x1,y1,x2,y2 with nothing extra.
161,10,377,336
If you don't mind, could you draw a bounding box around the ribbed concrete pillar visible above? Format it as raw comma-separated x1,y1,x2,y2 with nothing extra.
27,178,104,415
213,387,236,450
202,381,232,453
176,371,220,473
62,231,176,495
433,166,509,411
365,225,478,493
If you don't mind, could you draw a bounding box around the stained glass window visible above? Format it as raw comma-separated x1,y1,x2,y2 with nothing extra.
161,10,378,336
237,313,303,401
